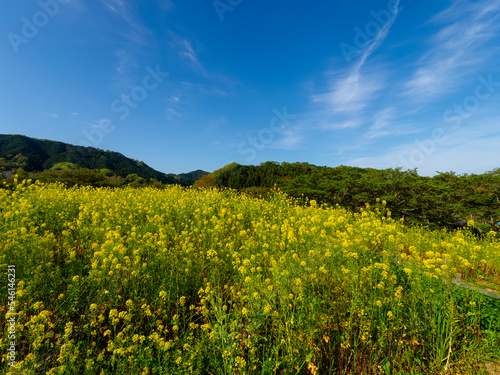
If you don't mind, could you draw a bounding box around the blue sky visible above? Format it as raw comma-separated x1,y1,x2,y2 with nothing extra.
1,0,500,176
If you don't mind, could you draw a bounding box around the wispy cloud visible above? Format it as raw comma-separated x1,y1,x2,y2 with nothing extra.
166,107,183,120
101,0,152,44
168,32,207,76
99,1,157,89
404,0,500,100
347,115,500,176
302,0,500,171
325,109,394,156
312,71,385,114
319,120,361,130
180,40,206,75
312,0,401,114
362,107,415,140
297,1,403,158
381,134,500,176
114,49,139,77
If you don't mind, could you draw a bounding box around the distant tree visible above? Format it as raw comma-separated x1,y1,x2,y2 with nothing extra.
99,168,115,178
12,153,28,169
194,175,219,189
50,162,79,171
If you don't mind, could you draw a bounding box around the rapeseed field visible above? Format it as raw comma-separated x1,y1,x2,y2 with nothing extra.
1,178,499,374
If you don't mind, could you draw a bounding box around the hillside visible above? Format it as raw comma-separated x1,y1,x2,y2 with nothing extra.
0,134,208,185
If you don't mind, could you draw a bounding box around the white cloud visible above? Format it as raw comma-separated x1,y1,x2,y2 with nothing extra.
114,49,139,74
180,40,206,75
312,0,401,114
319,120,361,130
346,115,500,176
101,0,153,46
312,71,385,113
166,107,183,120
406,135,500,176
304,0,402,145
167,32,207,76
361,108,417,141
404,0,500,100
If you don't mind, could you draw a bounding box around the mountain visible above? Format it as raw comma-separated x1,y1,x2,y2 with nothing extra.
170,170,210,186
0,134,208,184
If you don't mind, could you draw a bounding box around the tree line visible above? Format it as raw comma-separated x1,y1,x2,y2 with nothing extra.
194,161,500,234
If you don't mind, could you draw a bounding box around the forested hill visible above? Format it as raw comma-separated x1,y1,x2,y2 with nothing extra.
0,134,207,185
195,161,500,232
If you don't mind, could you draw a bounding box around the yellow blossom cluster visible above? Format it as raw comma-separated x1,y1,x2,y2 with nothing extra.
0,182,498,373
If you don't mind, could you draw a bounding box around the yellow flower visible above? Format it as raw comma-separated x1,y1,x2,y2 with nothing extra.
64,322,73,337
32,301,43,310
